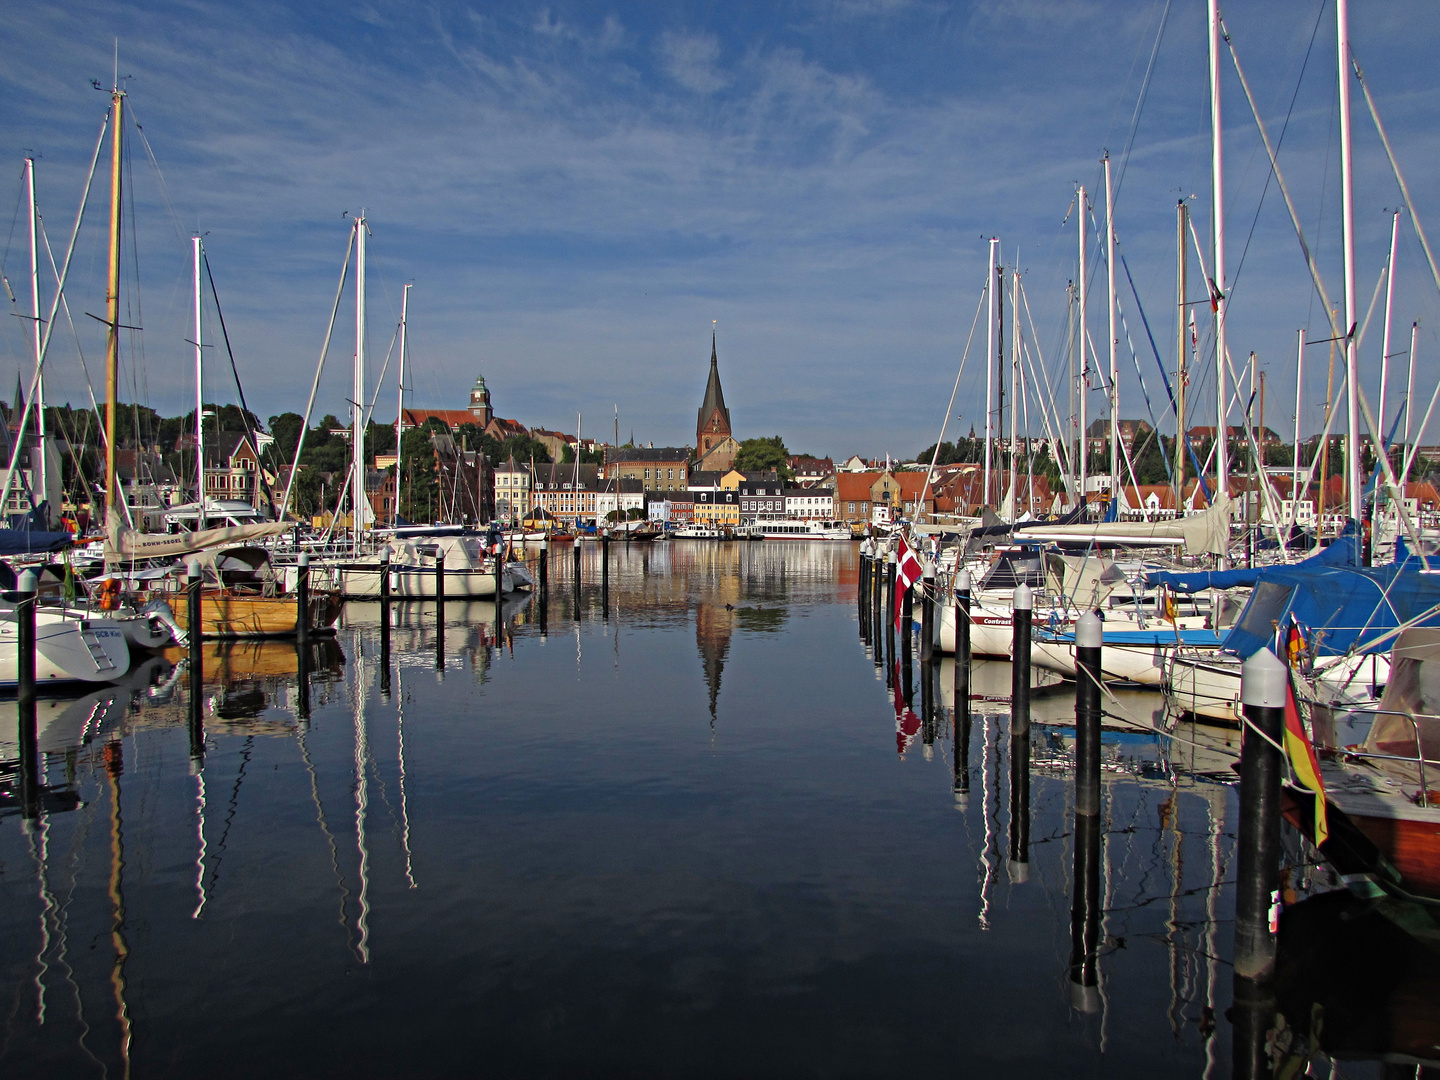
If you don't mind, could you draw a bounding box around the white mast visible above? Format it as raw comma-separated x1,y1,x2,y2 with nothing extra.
983,237,998,508
1338,0,1360,523
193,236,205,529
1293,329,1304,530
1379,210,1400,450
1007,263,1020,522
1104,152,1119,507
353,213,367,548
1078,187,1089,506
1405,321,1420,450
26,158,47,518
1208,0,1230,528
396,282,409,526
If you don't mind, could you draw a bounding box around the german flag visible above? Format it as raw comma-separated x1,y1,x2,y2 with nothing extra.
1283,667,1329,848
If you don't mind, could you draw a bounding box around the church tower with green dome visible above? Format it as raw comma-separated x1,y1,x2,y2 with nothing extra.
468,374,493,425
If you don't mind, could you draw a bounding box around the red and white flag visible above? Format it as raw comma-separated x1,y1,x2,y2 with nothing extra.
894,534,923,630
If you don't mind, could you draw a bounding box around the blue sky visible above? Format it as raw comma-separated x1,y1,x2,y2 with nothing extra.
1,0,1437,460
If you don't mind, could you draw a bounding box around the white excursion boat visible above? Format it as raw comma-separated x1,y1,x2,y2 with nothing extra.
671,524,729,540
745,519,851,540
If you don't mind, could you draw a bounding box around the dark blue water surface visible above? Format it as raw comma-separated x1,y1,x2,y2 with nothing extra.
0,543,1414,1077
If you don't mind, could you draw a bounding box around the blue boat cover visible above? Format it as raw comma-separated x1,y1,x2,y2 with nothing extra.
0,529,74,555
1145,520,1363,592
1222,559,1440,659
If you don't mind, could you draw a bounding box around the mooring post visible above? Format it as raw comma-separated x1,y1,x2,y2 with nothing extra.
1074,611,1103,818
1235,648,1286,984
1068,608,1103,1010
920,557,935,662
539,538,549,638
494,538,504,603
858,551,869,639
435,547,446,611
901,568,914,704
602,532,610,621
955,569,972,666
17,568,39,818
296,552,310,645
379,548,391,696
573,534,581,584
187,560,204,663
884,549,897,668
1009,583,1033,882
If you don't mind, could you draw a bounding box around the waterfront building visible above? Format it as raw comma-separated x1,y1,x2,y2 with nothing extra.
494,458,531,522
833,470,935,526
596,477,646,521
530,463,600,526
784,486,834,520
649,493,694,524
607,446,691,494
203,431,266,513
788,457,834,487
738,478,786,521
399,373,529,445
693,487,740,527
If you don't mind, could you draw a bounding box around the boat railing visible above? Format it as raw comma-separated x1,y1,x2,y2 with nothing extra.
1315,703,1435,801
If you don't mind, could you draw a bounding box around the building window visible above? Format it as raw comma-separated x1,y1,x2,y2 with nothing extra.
644,469,650,480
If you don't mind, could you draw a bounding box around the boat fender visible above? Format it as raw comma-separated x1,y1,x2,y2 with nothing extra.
98,576,122,611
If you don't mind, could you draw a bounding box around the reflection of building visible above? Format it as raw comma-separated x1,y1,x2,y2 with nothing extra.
695,599,736,725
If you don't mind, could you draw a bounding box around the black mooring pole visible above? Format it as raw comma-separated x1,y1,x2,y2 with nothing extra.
1009,583,1033,881
1069,609,1104,1012
17,568,39,819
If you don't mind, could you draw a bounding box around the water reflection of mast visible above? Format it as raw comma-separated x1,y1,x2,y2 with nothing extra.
297,717,353,949
1201,787,1225,1080
192,770,209,918
26,813,54,1022
103,740,133,1079
353,650,372,963
396,664,416,888
978,713,997,930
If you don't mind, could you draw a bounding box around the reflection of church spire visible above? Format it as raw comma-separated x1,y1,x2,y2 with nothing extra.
695,602,735,726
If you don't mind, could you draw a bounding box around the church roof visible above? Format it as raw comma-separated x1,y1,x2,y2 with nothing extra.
696,333,731,435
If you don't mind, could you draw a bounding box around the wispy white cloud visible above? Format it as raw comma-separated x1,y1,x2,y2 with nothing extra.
0,0,1435,458
657,30,729,94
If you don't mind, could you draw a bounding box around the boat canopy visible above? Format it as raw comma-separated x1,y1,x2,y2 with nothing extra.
1365,626,1440,769
0,528,74,555
1221,560,1440,660
1145,520,1363,592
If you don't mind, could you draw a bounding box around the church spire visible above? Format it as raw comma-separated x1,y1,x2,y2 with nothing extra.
696,325,731,452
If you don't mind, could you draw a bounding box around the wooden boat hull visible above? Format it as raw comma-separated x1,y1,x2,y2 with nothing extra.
170,591,342,638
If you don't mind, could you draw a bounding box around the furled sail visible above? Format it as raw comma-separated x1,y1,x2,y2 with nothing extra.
105,509,291,561
1011,495,1232,556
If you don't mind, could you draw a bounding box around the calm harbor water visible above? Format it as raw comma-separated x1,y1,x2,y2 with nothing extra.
0,542,1422,1077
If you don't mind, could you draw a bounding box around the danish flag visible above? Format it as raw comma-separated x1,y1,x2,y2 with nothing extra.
894,534,924,631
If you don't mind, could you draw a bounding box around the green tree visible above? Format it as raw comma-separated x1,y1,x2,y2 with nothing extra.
734,436,793,479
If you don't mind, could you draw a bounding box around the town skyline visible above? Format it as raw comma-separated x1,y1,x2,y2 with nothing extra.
2,1,1438,460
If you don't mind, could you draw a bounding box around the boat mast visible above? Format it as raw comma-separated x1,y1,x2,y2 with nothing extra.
1105,153,1119,509
193,236,205,530
1405,321,1420,452
1338,0,1360,524
105,80,124,530
1175,200,1189,509
353,213,367,550
1293,329,1304,530
1077,187,1089,508
1208,0,1229,537
396,282,409,526
983,237,998,508
1008,263,1020,522
1379,210,1400,452
25,158,48,521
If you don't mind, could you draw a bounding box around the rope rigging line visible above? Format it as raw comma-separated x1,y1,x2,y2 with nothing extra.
279,228,354,521
918,266,989,514
0,109,107,525
203,252,269,508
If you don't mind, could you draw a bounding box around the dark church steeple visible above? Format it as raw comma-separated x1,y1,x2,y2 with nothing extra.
696,330,732,454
